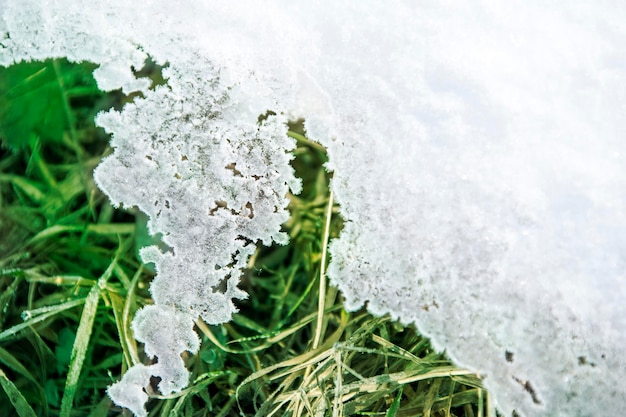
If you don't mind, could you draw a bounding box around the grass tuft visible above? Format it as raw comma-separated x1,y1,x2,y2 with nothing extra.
0,59,486,416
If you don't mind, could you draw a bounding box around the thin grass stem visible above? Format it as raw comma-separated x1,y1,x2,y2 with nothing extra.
313,189,334,350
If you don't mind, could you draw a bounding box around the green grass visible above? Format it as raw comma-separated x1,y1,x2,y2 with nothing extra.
0,59,487,416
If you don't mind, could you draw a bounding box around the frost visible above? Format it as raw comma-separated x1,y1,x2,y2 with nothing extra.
2,1,301,410
91,55,301,409
131,305,200,394
106,364,152,417
2,1,626,416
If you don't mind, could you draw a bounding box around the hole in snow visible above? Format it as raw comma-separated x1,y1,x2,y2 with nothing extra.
245,202,254,219
236,235,255,247
211,276,229,293
208,201,227,216
257,109,277,123
225,162,243,177
149,375,161,395
131,56,169,91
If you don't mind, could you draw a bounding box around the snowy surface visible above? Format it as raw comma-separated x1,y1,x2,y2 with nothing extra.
2,1,625,416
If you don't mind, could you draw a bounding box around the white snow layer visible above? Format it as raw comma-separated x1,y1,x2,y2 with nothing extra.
2,1,625,416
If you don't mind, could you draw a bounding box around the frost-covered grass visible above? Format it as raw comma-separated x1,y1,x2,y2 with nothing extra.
0,59,485,416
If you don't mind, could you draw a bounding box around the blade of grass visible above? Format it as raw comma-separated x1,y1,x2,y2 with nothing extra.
0,276,21,325
236,311,348,412
59,239,127,416
122,267,143,365
312,190,334,350
333,347,344,417
397,367,477,385
86,395,113,417
386,385,404,417
59,282,100,417
29,142,58,189
0,298,86,342
423,377,442,417
27,223,135,245
445,379,456,417
286,131,328,153
0,346,40,386
0,174,46,203
52,59,79,151
0,367,38,417
24,273,95,287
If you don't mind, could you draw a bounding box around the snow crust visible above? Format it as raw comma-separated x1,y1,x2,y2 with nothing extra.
2,1,625,416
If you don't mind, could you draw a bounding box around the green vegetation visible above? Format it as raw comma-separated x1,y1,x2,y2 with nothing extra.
0,59,486,416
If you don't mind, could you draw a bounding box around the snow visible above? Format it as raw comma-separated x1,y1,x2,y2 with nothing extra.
2,1,625,415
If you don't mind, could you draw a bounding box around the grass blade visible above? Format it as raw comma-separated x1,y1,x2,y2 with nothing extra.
0,277,21,325
86,395,112,417
59,283,100,417
0,347,39,386
0,367,38,417
0,298,86,342
385,385,404,417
